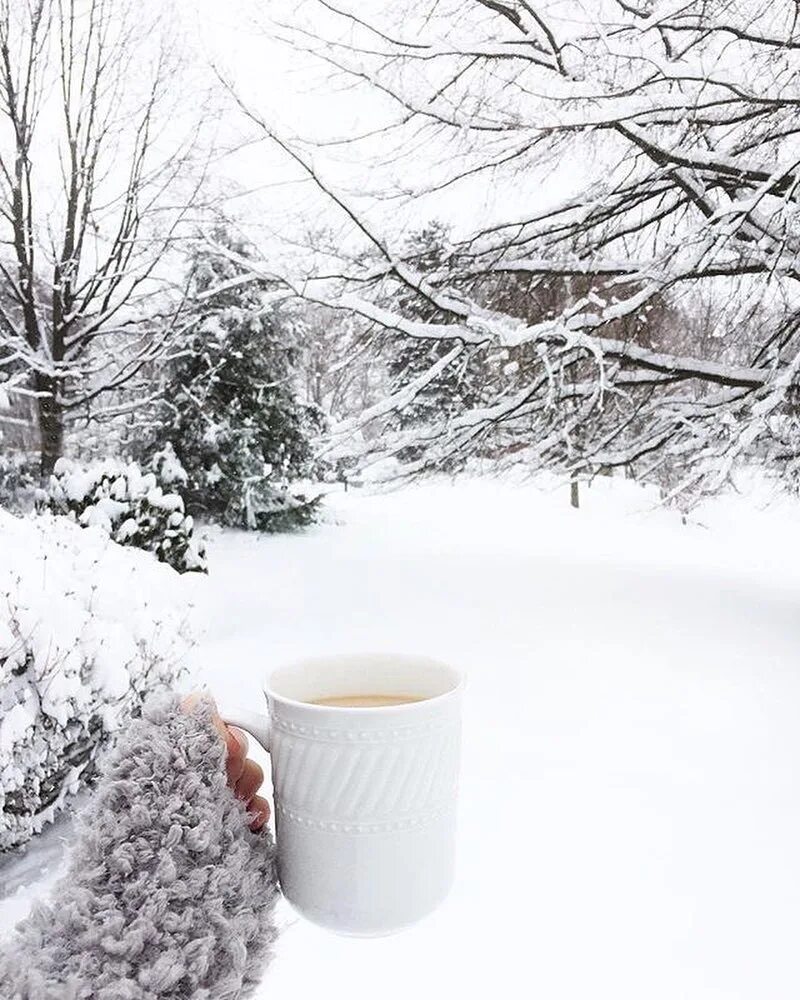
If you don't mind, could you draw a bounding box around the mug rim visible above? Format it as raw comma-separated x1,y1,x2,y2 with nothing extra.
262,651,464,712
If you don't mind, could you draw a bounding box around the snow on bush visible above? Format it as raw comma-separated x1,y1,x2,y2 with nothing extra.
44,447,207,574
0,509,195,851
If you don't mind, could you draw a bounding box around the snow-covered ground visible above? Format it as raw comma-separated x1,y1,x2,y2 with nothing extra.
3,473,800,999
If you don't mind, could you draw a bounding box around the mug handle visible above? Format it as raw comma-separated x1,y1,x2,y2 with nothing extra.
218,704,271,753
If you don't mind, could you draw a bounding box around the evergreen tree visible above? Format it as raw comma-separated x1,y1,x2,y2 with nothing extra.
150,231,323,532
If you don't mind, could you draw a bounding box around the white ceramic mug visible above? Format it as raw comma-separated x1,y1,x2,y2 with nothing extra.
220,653,463,937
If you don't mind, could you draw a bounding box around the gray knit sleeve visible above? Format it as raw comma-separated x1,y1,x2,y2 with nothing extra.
0,694,280,1000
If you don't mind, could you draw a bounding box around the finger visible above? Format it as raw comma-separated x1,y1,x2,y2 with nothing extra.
224,727,248,784
247,795,271,832
235,758,264,803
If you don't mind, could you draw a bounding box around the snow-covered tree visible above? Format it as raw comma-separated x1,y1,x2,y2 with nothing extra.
0,0,210,478
145,231,323,532
239,0,800,498
383,223,489,449
296,302,381,424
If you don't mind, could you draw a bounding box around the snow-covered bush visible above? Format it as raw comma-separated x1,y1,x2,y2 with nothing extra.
45,449,207,574
0,510,194,851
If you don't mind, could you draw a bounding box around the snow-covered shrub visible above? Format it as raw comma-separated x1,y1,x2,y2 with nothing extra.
45,449,207,573
0,510,194,851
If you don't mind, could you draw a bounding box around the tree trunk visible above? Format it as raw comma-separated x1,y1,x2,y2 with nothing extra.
570,476,580,509
35,373,64,480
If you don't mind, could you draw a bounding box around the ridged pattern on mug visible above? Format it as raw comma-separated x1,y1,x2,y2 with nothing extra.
270,719,460,823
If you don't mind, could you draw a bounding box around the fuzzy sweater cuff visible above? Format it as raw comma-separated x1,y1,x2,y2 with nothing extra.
0,694,280,1000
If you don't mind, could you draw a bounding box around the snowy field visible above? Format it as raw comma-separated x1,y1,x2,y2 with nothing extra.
3,474,800,999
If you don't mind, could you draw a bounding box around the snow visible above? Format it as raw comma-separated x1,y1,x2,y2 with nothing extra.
3,473,800,999
0,699,37,747
146,489,184,512
152,443,188,487
81,495,128,528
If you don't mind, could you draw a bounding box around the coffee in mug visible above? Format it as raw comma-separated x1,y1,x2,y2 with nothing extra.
309,693,424,708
